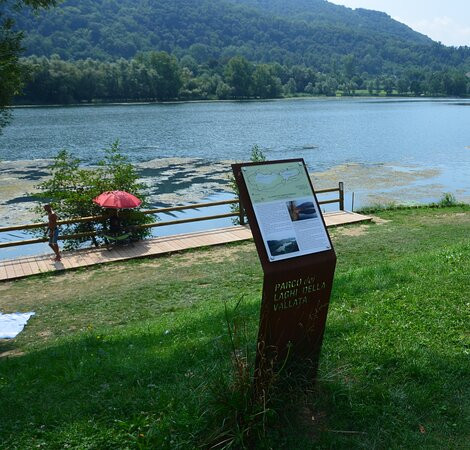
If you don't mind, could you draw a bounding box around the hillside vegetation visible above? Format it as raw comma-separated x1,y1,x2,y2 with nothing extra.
13,0,470,73
8,0,470,104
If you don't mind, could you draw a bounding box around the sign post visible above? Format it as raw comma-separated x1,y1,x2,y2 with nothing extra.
232,159,336,387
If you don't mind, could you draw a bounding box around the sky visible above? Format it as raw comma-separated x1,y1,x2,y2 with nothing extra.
328,0,470,47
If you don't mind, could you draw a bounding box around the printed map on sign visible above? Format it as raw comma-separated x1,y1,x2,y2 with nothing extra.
242,161,331,262
243,162,312,204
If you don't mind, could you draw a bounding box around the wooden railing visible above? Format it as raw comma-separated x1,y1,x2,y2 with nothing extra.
0,183,344,249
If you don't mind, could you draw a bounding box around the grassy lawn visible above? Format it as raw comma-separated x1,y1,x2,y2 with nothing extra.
0,206,469,449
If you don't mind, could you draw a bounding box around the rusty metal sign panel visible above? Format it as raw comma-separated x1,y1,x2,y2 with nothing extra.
232,159,337,379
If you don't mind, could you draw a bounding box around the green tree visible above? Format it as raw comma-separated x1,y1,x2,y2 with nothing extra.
34,141,152,249
304,82,315,95
447,71,468,96
374,77,382,94
139,51,182,101
0,0,57,132
290,65,316,92
427,72,443,96
410,79,422,96
229,144,266,224
408,70,425,96
317,76,338,96
283,77,297,95
342,54,356,79
396,77,409,95
340,80,357,96
215,80,232,99
224,56,253,98
252,64,282,98
383,77,395,96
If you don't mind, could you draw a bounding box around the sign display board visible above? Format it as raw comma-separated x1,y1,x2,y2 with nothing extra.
241,161,332,262
232,159,337,383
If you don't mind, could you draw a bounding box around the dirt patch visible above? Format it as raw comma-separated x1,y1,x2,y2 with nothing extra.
420,211,470,225
0,348,25,358
37,330,52,338
0,283,12,293
331,215,388,236
172,243,255,266
371,216,391,225
0,242,256,309
335,225,370,237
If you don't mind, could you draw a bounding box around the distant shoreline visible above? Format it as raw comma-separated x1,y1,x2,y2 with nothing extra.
12,94,469,109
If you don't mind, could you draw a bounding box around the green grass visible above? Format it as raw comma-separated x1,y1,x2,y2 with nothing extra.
1,206,469,448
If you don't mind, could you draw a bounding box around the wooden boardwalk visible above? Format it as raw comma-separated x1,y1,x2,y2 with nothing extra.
0,211,371,282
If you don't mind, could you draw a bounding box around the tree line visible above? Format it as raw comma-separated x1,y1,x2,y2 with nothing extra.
18,52,470,105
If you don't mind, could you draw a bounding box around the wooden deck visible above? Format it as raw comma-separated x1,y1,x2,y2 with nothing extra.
0,211,371,282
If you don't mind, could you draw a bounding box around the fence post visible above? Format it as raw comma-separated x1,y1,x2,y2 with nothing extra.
339,182,345,211
239,198,245,225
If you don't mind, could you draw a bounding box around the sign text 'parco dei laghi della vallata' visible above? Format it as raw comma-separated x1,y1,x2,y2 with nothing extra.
232,159,337,383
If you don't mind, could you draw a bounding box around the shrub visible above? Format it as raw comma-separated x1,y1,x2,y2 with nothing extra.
230,144,266,224
436,192,458,207
33,140,152,249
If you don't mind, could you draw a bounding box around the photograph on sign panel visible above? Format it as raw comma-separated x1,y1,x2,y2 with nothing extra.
267,237,300,257
286,200,318,221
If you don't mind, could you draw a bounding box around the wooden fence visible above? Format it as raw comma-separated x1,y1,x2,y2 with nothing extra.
0,183,344,249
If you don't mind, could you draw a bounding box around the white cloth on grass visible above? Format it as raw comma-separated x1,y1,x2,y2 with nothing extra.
0,312,35,339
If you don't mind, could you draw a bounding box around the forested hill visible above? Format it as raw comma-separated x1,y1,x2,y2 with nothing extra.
13,0,470,74
233,0,431,44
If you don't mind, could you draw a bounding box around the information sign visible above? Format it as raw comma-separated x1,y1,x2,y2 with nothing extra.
241,161,331,261
232,159,337,383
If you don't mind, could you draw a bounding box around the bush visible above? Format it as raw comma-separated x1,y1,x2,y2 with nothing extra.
230,144,266,224
33,140,152,249
436,192,458,207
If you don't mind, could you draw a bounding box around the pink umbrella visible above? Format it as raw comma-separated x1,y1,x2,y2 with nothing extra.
93,190,142,209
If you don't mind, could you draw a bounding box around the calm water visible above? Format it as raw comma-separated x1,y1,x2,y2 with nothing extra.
1,97,470,258
2,98,470,171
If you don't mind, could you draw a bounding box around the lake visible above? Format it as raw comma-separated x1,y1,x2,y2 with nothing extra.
1,97,470,258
